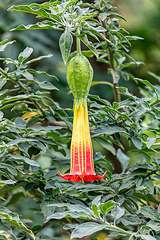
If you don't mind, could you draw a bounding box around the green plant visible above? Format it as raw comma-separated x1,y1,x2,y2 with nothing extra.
0,1,160,240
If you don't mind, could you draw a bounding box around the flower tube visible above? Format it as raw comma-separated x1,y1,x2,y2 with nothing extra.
58,101,106,183
58,53,106,183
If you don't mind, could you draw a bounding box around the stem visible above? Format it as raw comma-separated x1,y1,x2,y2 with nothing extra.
99,0,102,6
129,233,136,240
91,81,114,87
150,98,160,106
104,223,132,236
97,1,121,102
128,109,137,117
76,27,81,54
108,49,121,102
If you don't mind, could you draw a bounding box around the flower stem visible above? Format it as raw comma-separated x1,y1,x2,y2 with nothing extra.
76,27,81,54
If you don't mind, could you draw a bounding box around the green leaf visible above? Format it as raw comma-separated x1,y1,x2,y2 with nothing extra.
121,215,141,226
27,2,55,10
0,163,17,176
25,54,53,65
133,193,159,205
46,210,92,221
0,207,35,239
0,111,4,121
89,94,112,107
41,200,58,222
63,224,79,230
116,149,130,173
0,58,18,65
146,137,156,149
148,71,160,82
46,203,93,221
32,79,59,90
132,136,142,149
119,179,135,192
0,219,16,240
92,196,101,206
122,61,144,69
118,87,137,100
135,78,156,91
111,206,124,221
18,47,33,63
110,69,120,84
137,235,156,240
59,29,73,64
70,222,107,239
0,40,15,52
0,79,7,89
37,81,58,90
1,94,34,104
8,5,51,19
143,179,154,194
92,204,99,218
108,12,127,22
27,69,58,80
99,200,119,215
75,34,98,58
92,126,124,137
15,117,26,128
10,154,40,167
21,71,34,80
10,22,55,31
147,220,160,231
94,158,113,169
94,137,116,155
99,12,107,21
0,180,16,186
113,102,119,109
48,203,91,213
125,35,144,41
141,206,159,221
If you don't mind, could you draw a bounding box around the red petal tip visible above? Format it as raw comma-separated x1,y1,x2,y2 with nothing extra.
58,171,107,183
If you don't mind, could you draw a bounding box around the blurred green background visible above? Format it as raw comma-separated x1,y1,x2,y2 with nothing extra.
118,0,160,80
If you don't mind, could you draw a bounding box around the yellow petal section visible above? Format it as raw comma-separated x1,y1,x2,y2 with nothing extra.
70,101,95,176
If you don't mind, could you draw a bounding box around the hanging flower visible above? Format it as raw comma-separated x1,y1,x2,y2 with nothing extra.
58,101,106,183
58,52,106,183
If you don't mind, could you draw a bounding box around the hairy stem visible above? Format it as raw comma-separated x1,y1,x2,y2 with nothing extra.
108,49,121,102
97,1,121,102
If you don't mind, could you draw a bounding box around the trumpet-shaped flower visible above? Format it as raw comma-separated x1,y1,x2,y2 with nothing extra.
58,101,106,183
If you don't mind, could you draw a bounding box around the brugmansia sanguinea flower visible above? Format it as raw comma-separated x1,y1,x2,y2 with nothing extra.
58,101,106,183
58,53,106,183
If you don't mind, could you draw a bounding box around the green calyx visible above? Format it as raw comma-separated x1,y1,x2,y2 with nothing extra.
67,53,93,107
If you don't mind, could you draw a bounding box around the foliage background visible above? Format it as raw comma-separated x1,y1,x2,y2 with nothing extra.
0,0,160,240
1,0,160,107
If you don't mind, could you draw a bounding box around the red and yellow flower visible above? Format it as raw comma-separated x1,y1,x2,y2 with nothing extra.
59,101,106,183
58,53,106,183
